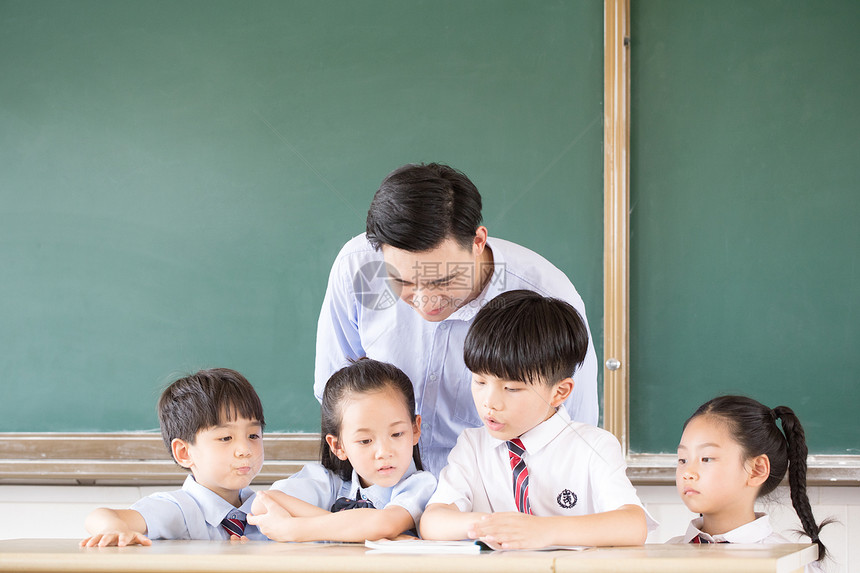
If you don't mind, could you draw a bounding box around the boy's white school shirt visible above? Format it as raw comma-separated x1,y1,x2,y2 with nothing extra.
668,514,823,572
269,460,437,527
130,475,267,540
428,408,657,530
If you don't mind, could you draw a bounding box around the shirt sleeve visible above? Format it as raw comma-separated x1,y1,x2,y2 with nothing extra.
426,432,481,512
386,470,438,526
585,430,658,531
269,463,339,511
130,493,192,540
314,247,366,402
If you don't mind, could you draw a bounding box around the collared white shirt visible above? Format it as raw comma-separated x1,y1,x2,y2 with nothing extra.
270,460,437,527
428,409,657,531
131,475,267,540
314,234,599,476
668,514,823,573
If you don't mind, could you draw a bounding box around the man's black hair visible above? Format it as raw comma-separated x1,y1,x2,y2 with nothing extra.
366,162,483,252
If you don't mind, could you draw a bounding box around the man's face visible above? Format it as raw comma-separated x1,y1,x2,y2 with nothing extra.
381,236,486,322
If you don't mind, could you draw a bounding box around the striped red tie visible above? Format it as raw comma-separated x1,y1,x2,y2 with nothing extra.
691,534,728,544
221,516,246,538
506,438,533,515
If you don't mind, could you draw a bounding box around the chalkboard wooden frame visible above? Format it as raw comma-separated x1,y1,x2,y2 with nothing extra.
601,0,859,485
0,433,317,485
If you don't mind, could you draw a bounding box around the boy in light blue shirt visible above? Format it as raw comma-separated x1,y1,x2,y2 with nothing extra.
81,368,268,546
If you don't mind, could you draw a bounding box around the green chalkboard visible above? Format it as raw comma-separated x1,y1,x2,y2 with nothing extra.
630,0,860,455
0,1,604,432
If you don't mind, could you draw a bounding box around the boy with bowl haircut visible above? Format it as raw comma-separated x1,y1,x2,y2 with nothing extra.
81,368,268,546
419,290,656,549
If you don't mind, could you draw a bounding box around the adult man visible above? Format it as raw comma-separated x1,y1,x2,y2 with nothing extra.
315,163,598,476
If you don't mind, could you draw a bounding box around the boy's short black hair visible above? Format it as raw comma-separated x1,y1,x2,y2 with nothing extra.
365,162,483,252
464,290,588,386
157,368,265,453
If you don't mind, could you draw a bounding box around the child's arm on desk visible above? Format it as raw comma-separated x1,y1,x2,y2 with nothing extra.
247,490,415,542
467,504,648,549
80,508,151,547
419,503,489,540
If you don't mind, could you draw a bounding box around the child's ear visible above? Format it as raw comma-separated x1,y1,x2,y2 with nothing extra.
747,454,771,487
325,434,348,461
412,414,422,445
550,377,575,407
171,438,194,469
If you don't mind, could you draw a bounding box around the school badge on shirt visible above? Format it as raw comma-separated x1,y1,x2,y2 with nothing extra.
557,489,577,509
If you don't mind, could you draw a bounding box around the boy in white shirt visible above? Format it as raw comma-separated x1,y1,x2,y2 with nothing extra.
420,290,656,549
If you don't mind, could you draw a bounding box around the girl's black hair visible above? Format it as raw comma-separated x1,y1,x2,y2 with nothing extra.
686,395,831,561
319,358,423,481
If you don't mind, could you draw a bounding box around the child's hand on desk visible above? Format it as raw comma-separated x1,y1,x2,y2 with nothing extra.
467,512,544,550
80,531,152,548
247,491,298,542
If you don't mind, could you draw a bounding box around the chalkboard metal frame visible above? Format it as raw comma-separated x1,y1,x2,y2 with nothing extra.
601,0,859,485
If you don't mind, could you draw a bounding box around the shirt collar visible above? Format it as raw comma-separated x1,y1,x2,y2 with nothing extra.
445,237,506,323
344,460,418,508
181,475,256,527
684,513,773,543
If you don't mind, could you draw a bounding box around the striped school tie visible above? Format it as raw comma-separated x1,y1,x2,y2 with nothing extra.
506,438,533,515
691,534,728,544
221,515,246,538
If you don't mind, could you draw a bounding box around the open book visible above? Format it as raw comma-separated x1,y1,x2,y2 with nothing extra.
364,539,589,554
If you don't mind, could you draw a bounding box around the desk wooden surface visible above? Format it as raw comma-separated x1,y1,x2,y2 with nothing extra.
0,539,817,573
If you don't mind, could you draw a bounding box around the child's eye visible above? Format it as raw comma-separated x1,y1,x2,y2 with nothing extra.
219,436,232,442
677,458,686,465
392,432,404,438
701,457,713,463
358,439,372,445
505,387,520,393
473,380,485,386
249,433,261,440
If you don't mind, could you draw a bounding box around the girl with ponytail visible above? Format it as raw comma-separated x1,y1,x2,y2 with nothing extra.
670,395,830,570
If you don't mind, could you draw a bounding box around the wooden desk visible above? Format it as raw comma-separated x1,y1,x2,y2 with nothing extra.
0,539,817,573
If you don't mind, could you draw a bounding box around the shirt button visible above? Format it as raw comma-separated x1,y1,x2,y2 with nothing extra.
429,373,437,381
439,323,448,330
